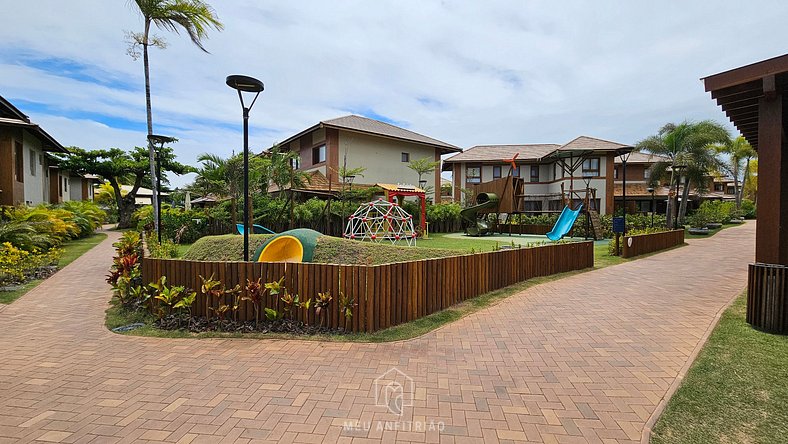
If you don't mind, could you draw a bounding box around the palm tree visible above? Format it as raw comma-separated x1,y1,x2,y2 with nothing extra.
712,136,757,209
195,153,243,226
127,0,223,235
636,120,730,227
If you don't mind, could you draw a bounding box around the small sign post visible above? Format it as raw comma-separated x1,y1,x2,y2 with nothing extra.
612,217,625,256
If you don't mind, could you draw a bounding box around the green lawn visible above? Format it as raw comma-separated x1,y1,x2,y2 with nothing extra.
416,233,501,252
684,221,744,239
176,243,192,257
0,232,107,305
652,294,788,443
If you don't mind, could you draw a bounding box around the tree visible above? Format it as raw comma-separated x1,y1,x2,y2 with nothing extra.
712,136,757,209
194,153,243,226
407,157,441,191
127,0,223,236
54,147,192,228
636,120,729,227
265,147,311,229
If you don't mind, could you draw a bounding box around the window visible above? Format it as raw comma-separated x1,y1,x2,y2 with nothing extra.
63,177,68,192
530,165,540,182
58,175,62,197
714,183,724,192
14,142,23,183
466,165,481,184
613,167,619,179
401,152,410,162
312,144,326,164
582,158,600,177
492,166,502,179
552,163,557,180
290,156,300,169
29,150,36,176
644,168,651,179
727,186,735,194
512,166,520,177
524,201,542,212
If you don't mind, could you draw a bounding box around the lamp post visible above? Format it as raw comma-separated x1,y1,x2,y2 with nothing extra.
226,75,264,261
147,134,177,244
418,179,427,190
671,164,687,230
647,186,655,227
617,148,633,235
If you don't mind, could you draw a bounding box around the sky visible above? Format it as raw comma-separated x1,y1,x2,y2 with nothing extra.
1,1,786,187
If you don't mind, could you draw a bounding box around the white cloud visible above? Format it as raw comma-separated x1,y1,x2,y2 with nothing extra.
1,0,786,188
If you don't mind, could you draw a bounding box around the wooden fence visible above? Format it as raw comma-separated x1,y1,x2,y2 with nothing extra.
621,230,685,258
142,241,593,333
747,263,788,334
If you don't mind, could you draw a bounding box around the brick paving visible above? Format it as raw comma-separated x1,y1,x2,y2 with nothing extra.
0,223,754,443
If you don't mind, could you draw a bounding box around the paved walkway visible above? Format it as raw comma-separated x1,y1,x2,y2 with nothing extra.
0,224,754,443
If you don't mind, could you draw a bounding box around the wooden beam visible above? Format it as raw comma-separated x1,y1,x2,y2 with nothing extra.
703,53,788,92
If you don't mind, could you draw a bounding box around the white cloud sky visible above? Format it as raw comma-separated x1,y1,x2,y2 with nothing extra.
1,0,786,187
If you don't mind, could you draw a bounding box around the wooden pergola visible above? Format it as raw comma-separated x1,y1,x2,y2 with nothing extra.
702,54,788,333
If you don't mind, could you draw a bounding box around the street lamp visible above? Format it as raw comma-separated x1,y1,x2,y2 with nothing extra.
617,148,633,235
647,186,655,227
671,164,687,230
418,179,427,189
226,75,264,261
147,134,177,244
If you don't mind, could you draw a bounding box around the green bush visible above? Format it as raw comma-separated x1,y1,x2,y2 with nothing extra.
689,201,740,226
182,234,273,261
147,237,179,259
740,199,756,219
134,206,212,244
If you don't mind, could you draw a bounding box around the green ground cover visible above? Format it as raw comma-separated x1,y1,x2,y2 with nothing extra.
652,295,788,444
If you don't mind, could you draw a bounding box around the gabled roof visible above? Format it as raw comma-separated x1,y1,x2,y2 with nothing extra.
559,135,633,153
444,144,560,164
275,114,461,154
0,95,69,153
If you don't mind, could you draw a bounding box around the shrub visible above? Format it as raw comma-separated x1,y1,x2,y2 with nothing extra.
134,206,211,244
147,237,178,259
740,199,756,219
690,201,740,226
0,242,62,287
181,234,272,261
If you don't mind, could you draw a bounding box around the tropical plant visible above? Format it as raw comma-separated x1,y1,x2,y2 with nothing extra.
407,157,440,191
280,290,300,320
314,291,333,327
264,307,283,321
338,291,355,330
242,277,265,326
53,147,192,228
636,120,730,227
712,136,757,209
126,0,223,233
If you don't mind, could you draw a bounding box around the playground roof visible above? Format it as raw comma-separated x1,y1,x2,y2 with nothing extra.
443,144,560,164
274,114,461,154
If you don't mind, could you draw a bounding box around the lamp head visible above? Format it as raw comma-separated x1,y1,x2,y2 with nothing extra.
226,75,264,93
147,134,178,147
647,187,655,193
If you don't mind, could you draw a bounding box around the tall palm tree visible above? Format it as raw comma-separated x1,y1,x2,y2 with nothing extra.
636,120,729,227
712,136,757,209
128,0,223,234
195,153,242,226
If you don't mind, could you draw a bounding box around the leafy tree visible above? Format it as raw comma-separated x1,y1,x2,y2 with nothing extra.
712,136,757,209
744,159,758,202
126,0,223,235
408,157,440,196
636,120,729,227
54,147,192,228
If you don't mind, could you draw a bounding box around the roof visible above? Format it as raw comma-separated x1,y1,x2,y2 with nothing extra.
444,144,560,164
190,194,229,204
376,183,425,193
613,183,671,197
276,114,461,154
559,135,633,153
614,152,671,164
702,53,788,149
0,96,69,153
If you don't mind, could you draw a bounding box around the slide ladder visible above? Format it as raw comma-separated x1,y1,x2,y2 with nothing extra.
588,210,605,240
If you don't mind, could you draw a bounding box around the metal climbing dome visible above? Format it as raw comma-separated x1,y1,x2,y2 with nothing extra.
343,198,417,246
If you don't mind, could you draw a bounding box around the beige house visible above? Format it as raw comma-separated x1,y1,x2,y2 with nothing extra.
272,115,460,202
444,136,635,215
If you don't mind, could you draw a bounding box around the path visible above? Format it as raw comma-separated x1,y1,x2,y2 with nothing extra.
0,224,754,443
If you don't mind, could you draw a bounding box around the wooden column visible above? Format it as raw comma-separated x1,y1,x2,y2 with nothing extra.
452,164,461,202
755,75,788,265
434,150,442,204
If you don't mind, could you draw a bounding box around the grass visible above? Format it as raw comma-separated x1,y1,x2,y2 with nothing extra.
0,232,107,305
107,238,629,342
684,221,744,239
175,243,192,258
651,294,788,444
416,233,501,252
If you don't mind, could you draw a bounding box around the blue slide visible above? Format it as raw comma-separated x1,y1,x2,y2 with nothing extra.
546,205,582,241
236,223,275,235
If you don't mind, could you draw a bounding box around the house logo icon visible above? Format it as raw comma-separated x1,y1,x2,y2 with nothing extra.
373,367,414,415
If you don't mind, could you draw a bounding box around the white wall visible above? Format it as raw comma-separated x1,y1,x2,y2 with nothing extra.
338,131,438,199
60,171,71,202
21,131,47,205
69,177,82,201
